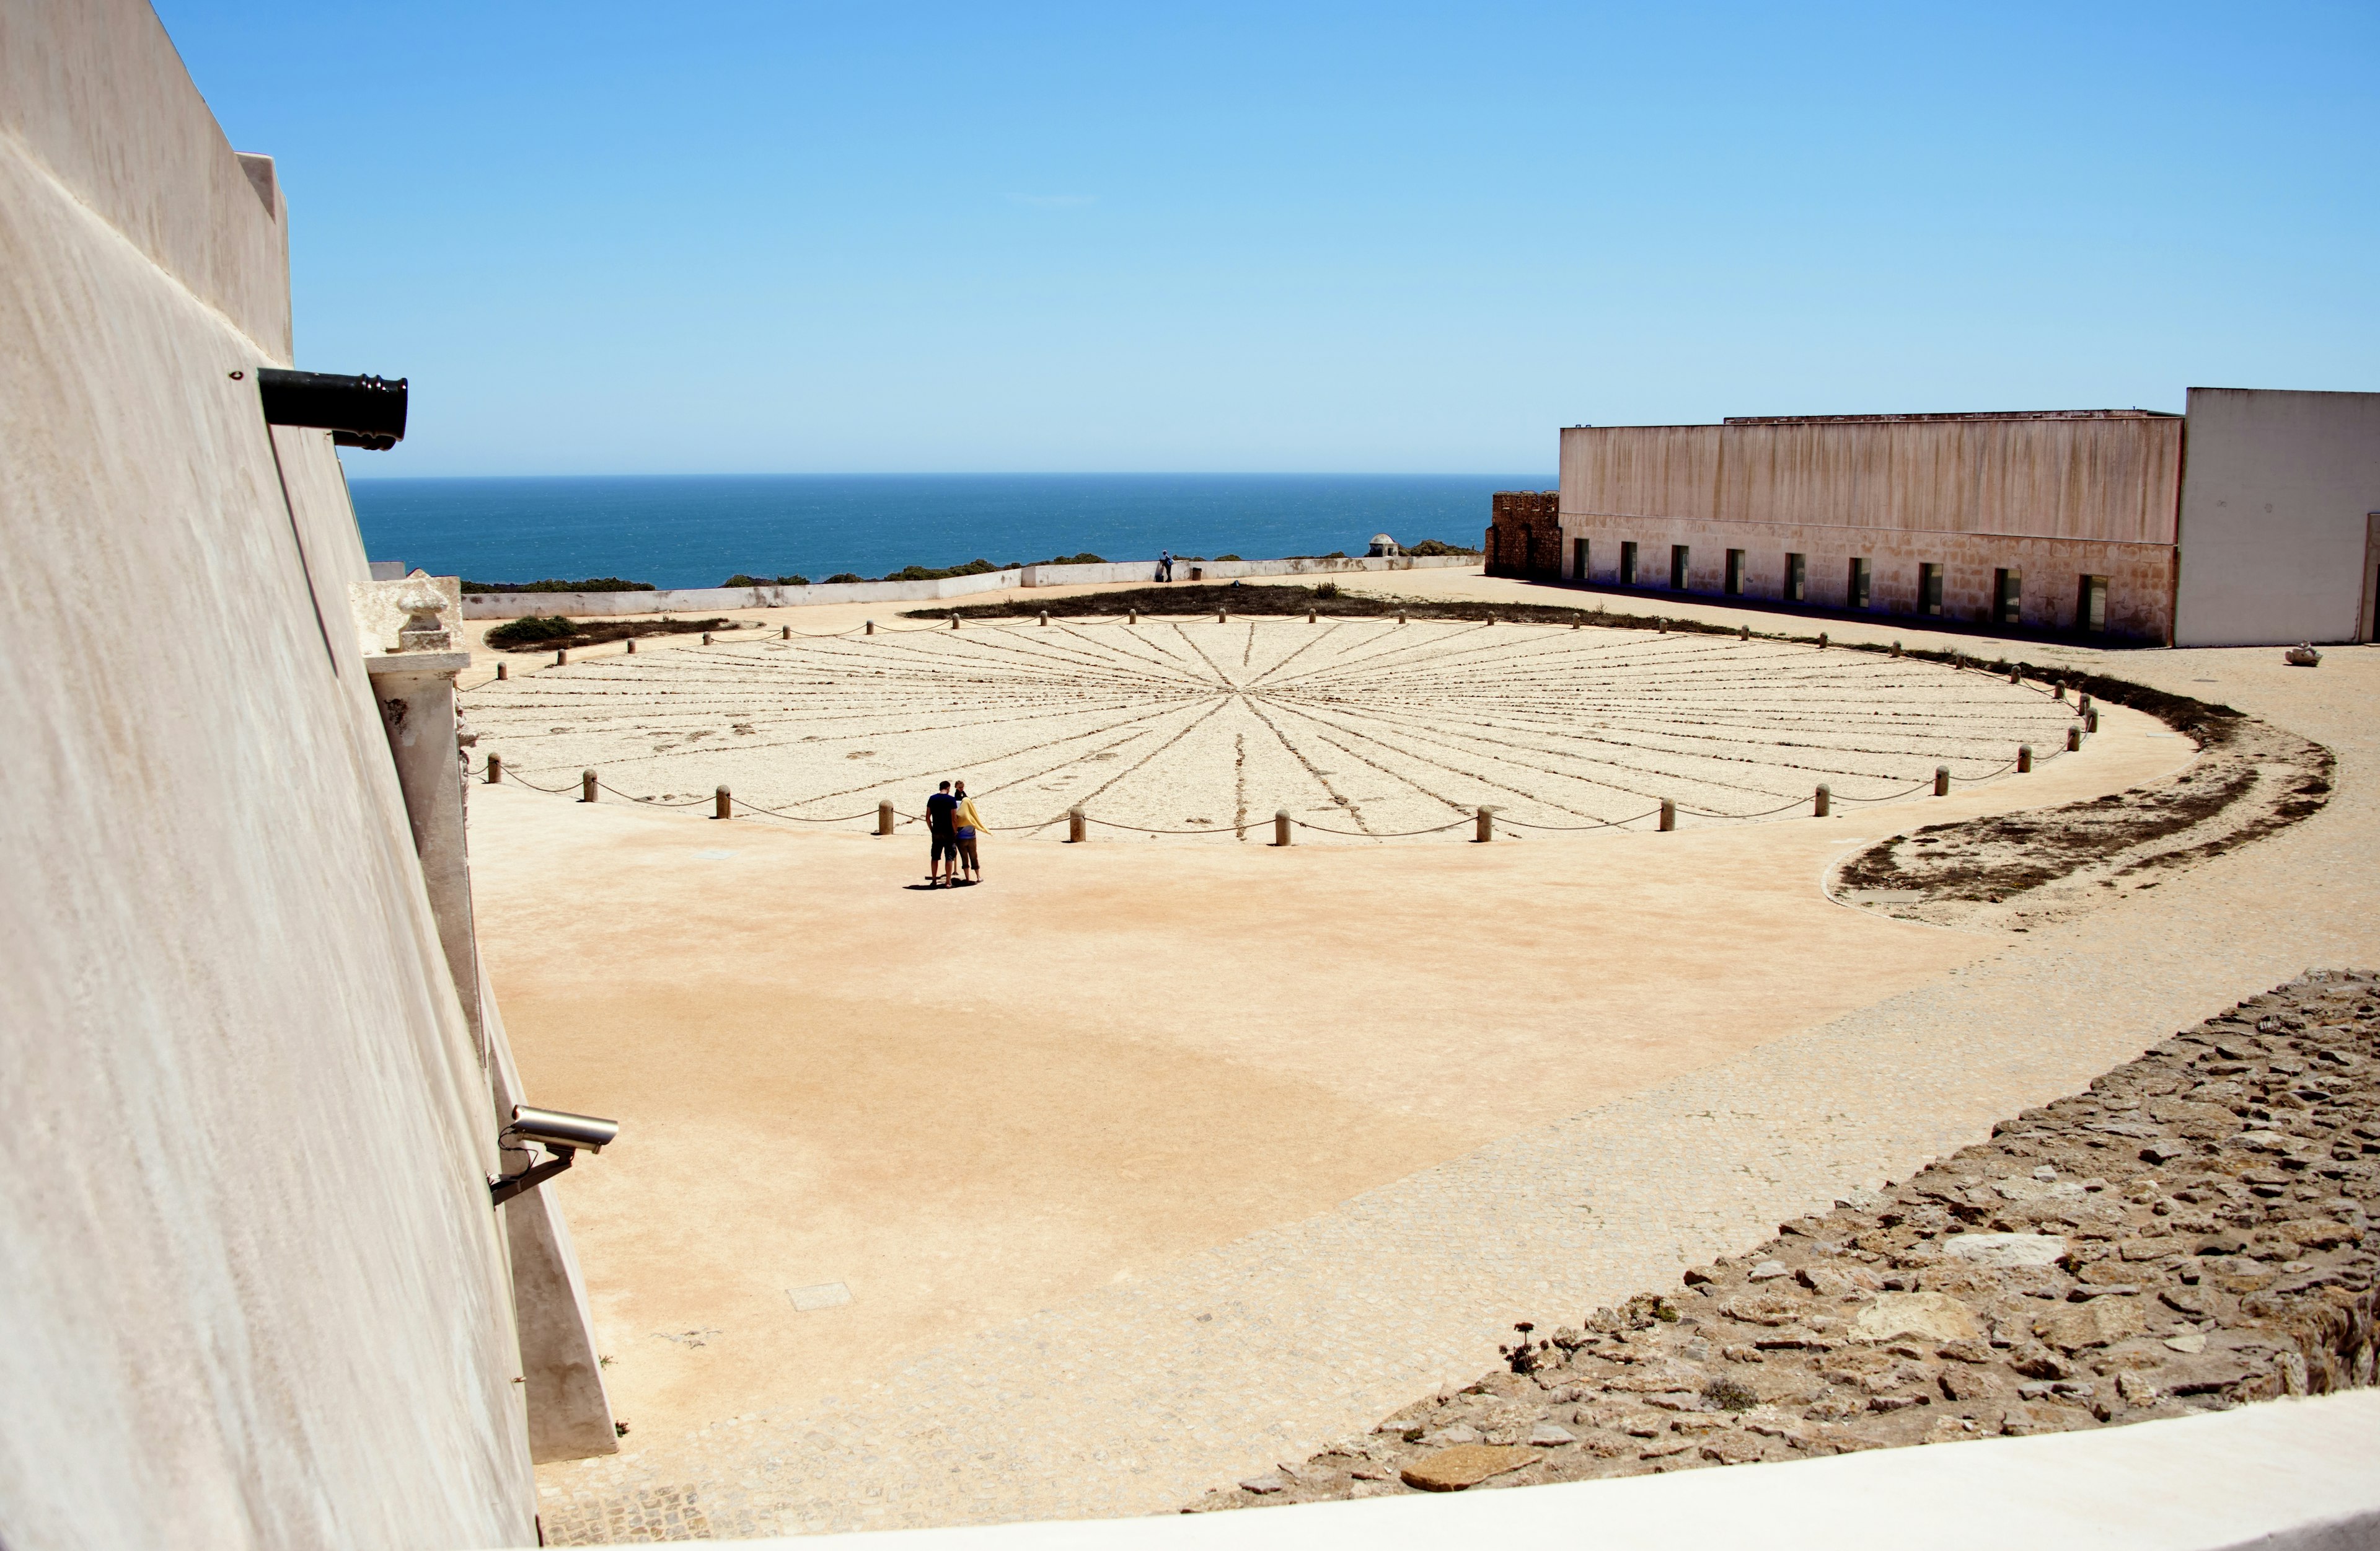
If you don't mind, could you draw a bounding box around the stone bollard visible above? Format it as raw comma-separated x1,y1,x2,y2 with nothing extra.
714,785,731,820
877,800,894,836
1934,766,1950,797
1217,608,1227,624
1814,783,1829,818
1659,799,1676,832
496,661,508,681
783,625,791,639
2079,693,2093,717
1739,625,1749,641
555,648,568,666
1038,611,1049,626
581,770,597,803
1274,808,1292,847
1068,806,1087,844
1474,806,1495,843
1818,632,1828,649
487,753,503,784
950,614,960,630
2068,725,2082,751
626,638,636,653
2008,665,2020,684
1891,640,1902,658
2054,683,2065,700
702,632,712,645
2086,707,2099,733
1398,610,1407,624
2018,744,2033,774
1307,608,1316,623
1129,609,1139,625
866,619,876,635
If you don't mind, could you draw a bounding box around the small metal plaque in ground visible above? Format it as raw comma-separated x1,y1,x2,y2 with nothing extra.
1398,1444,1535,1491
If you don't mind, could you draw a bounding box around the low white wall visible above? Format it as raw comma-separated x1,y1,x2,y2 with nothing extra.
1023,554,1476,587
739,1391,2380,1551
462,555,1479,619
463,568,1023,619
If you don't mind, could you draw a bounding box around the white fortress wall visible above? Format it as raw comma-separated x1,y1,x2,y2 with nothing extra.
1,1,538,1544
2172,387,2380,648
459,554,1476,619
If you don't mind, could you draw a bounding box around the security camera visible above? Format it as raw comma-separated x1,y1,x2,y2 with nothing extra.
506,1105,619,1154
490,1103,620,1206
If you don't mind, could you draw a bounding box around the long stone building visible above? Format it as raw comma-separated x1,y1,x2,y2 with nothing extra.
1487,392,2380,647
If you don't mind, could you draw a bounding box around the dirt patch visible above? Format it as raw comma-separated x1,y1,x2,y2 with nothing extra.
1831,672,2332,932
1190,971,2380,1511
485,616,744,653
919,584,1748,632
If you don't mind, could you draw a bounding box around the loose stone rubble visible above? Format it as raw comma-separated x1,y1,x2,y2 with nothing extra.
1192,971,2380,1510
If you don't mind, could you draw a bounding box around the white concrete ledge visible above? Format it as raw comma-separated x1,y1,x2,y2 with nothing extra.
711,1393,2380,1551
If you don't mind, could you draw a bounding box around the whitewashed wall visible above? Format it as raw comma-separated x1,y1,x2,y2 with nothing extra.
0,2,537,1545
2173,387,2380,647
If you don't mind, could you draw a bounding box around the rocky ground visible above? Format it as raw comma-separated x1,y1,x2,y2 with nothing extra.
1192,971,2380,1508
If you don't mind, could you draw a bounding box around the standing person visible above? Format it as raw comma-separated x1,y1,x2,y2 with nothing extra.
1158,549,1173,583
925,780,959,887
951,779,985,885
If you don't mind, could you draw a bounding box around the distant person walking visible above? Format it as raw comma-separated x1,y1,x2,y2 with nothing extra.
951,780,985,885
1158,550,1173,583
925,780,959,887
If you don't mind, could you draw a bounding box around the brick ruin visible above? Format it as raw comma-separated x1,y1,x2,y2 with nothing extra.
1484,492,1561,581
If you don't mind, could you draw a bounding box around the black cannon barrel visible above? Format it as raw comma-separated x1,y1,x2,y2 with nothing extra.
256,368,408,449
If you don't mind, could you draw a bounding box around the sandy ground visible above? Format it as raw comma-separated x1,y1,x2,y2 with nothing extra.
462,619,2086,842
475,668,2176,1446
480,570,2378,1539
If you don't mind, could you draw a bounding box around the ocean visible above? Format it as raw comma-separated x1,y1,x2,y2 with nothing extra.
345,474,1540,590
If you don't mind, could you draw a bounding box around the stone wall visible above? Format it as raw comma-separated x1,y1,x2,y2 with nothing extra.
1486,492,1562,580
1558,513,2175,640
1199,971,2380,1510
1,2,549,1542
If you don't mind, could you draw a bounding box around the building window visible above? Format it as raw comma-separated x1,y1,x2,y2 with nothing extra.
1994,568,2022,625
1848,557,1872,609
1620,541,1637,586
1573,537,1589,583
1724,549,1745,596
1919,563,1944,616
1784,552,1806,603
1670,544,1691,590
2078,575,2109,634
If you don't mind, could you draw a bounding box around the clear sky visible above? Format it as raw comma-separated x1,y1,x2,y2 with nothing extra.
156,2,2376,477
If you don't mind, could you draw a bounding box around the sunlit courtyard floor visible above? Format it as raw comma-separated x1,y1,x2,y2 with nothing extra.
476,582,2380,1539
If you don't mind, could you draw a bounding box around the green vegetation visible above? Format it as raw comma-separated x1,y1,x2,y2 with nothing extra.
1404,538,1480,556
1212,554,1243,561
722,573,812,587
484,614,581,648
1031,552,1108,566
462,577,654,593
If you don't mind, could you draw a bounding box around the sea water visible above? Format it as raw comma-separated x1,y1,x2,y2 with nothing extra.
346,473,1538,590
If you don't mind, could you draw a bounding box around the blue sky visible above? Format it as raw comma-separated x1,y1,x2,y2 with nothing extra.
157,2,2376,477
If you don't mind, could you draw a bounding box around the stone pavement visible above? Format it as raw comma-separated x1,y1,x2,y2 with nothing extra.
536,637,2379,1543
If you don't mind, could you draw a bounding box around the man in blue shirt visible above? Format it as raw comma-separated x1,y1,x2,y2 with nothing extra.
925,780,959,887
